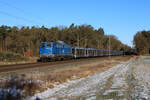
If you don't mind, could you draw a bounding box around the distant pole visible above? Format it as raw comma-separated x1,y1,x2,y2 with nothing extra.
109,35,111,58
77,35,79,47
123,44,125,56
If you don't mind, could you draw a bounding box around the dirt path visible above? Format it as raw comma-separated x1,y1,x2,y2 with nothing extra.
30,56,150,100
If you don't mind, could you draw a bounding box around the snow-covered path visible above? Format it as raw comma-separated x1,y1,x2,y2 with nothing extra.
29,57,150,100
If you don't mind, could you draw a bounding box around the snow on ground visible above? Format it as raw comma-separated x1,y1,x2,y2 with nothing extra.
103,62,131,98
2,56,150,100
131,56,150,99
28,59,134,100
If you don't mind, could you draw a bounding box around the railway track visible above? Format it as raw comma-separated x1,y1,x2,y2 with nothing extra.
0,60,72,73
0,57,109,74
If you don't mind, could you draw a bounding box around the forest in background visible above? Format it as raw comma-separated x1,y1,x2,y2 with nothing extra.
0,24,131,57
134,30,150,55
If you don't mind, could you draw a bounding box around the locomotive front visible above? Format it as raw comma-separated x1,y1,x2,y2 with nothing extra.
39,42,53,62
38,41,73,62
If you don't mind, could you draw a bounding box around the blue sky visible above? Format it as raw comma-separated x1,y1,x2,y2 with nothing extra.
0,0,150,46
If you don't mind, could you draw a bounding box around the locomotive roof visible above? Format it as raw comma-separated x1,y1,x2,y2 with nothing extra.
40,41,72,46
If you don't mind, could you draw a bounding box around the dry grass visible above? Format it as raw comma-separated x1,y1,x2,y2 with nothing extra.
33,56,132,89
0,56,132,99
0,74,46,100
0,57,37,65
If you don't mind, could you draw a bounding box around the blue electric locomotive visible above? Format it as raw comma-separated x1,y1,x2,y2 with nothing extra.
39,41,73,61
38,41,123,62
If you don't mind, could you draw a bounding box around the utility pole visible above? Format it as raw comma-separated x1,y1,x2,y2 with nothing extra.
109,35,111,59
77,34,80,47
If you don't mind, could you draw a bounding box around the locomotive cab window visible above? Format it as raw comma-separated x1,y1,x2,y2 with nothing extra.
47,44,51,48
40,43,45,48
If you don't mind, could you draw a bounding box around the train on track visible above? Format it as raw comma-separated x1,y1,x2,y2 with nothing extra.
38,41,123,62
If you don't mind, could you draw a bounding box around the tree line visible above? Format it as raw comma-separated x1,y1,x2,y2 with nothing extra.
0,24,131,57
134,30,150,55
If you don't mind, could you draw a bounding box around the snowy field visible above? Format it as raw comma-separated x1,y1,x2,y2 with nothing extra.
1,56,150,100
28,57,150,100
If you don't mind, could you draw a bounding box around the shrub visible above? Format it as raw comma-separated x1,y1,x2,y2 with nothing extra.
0,74,43,100
0,51,28,62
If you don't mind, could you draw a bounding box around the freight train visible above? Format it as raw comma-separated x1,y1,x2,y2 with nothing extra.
38,41,123,62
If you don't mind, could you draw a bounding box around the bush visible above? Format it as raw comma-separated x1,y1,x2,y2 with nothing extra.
0,74,42,100
0,51,28,62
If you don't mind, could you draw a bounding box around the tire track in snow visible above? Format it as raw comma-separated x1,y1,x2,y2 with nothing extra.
99,60,132,100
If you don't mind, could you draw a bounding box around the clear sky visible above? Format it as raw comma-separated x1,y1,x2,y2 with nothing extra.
0,0,150,46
